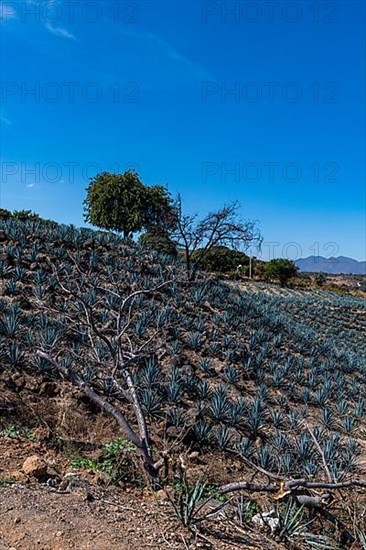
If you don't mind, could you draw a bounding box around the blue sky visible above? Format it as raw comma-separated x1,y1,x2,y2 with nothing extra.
0,0,365,260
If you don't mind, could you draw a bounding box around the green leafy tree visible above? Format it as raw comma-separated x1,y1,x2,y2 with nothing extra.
84,171,177,239
253,260,266,279
139,229,178,257
265,258,299,287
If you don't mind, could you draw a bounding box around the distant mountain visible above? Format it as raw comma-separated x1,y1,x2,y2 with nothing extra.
295,256,366,275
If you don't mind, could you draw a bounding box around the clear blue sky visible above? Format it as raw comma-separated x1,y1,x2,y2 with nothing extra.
1,0,365,260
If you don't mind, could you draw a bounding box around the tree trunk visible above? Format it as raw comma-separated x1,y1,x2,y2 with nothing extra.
37,351,158,487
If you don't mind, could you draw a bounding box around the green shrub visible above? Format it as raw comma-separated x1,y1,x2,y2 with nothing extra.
0,208,12,219
191,246,249,274
264,259,299,287
0,209,57,226
69,437,137,483
12,210,42,222
314,273,326,287
139,230,177,257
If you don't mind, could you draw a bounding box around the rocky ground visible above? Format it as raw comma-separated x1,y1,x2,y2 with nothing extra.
0,437,284,550
0,482,182,550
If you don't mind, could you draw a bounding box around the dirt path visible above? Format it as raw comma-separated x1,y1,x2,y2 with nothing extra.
0,483,184,550
0,431,275,550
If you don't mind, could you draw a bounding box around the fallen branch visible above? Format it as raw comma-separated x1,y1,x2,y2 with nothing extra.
219,481,278,494
286,479,366,490
219,481,358,544
219,478,366,494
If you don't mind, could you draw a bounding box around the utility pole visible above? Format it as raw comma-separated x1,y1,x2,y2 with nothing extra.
249,255,256,279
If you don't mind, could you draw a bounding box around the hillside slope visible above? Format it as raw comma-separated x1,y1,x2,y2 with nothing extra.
0,219,365,547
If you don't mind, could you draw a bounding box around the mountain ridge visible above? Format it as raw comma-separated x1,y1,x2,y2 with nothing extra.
295,255,366,275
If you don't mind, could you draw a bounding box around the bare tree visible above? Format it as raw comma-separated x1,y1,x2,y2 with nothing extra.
170,196,262,281
35,253,176,487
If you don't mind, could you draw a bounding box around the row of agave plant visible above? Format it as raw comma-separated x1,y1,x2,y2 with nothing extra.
240,287,366,357
0,218,365,483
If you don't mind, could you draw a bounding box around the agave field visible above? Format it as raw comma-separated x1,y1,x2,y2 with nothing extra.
0,218,365,503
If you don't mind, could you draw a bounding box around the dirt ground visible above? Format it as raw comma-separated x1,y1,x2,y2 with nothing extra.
0,483,185,550
0,437,279,550
0,435,187,550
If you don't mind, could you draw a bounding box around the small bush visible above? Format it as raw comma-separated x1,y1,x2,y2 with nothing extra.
264,258,299,287
12,210,42,222
69,437,137,484
0,208,12,219
139,229,177,257
191,246,249,274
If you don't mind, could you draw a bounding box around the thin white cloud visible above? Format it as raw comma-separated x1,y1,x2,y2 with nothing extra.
44,21,76,40
0,3,17,22
124,29,212,80
146,33,191,62
147,31,212,79
1,0,76,38
26,183,36,188
25,0,76,39
43,0,76,40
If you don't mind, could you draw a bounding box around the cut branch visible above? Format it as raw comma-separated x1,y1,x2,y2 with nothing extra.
219,478,366,495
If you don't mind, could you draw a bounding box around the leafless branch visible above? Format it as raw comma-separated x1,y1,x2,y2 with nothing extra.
170,197,261,280
219,478,366,495
307,425,333,483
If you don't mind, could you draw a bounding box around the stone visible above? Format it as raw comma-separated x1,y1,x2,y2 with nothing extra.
22,455,48,479
252,510,279,534
189,451,200,459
